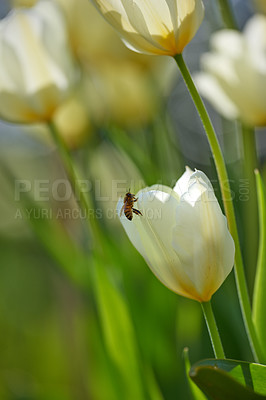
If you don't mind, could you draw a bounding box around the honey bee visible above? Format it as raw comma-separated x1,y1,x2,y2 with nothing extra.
120,191,143,221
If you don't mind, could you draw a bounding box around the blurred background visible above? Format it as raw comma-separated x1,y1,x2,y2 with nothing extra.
0,0,265,399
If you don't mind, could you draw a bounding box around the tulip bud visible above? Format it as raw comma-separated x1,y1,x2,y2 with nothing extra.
0,0,78,123
117,168,235,302
194,15,266,127
90,0,205,56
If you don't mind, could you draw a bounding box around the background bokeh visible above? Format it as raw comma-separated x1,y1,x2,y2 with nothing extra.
0,0,265,399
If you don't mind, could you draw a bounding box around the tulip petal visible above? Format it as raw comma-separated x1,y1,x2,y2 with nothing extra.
194,72,239,120
91,0,168,54
0,0,78,123
210,30,244,59
196,15,266,126
118,170,235,302
174,0,205,53
121,0,176,53
173,166,193,197
172,171,235,302
118,185,209,301
91,0,204,55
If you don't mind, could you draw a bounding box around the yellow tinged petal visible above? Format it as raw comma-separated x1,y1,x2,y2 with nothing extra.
118,169,235,302
91,0,205,55
0,1,78,123
174,0,205,53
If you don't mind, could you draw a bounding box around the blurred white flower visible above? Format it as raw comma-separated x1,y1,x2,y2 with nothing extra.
0,0,78,123
194,15,266,127
90,0,204,56
117,168,235,302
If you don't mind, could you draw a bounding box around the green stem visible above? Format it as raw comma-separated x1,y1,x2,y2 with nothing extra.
47,121,101,243
201,301,225,358
48,121,90,213
241,124,259,296
253,170,266,360
173,53,264,363
216,0,238,29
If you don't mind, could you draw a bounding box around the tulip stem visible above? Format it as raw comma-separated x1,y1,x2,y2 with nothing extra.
216,0,238,29
173,53,265,363
47,121,98,239
240,123,259,296
201,301,225,358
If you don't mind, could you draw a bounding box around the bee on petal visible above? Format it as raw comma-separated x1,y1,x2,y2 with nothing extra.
120,191,142,221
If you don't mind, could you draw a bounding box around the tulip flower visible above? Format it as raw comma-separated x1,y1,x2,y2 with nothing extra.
117,168,235,302
0,0,78,123
194,15,266,127
90,0,205,56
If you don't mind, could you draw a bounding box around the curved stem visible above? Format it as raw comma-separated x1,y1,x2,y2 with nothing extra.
253,170,266,360
241,123,259,296
47,121,102,245
201,301,225,359
48,121,91,215
173,53,265,363
216,0,238,29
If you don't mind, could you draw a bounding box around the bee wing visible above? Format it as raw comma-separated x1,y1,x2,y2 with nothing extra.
120,203,125,217
133,208,142,216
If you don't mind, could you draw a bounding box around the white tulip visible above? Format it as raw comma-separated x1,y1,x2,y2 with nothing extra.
90,0,205,56
0,0,78,123
117,168,235,302
194,15,266,127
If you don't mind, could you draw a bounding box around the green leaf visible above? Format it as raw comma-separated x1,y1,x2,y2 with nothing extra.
253,170,266,360
94,261,146,400
144,365,165,400
183,348,207,400
190,358,266,399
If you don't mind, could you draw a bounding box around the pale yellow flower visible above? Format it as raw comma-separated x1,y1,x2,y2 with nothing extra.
90,0,205,56
117,168,235,302
53,95,91,149
194,15,266,127
54,0,177,127
87,60,159,127
0,0,78,123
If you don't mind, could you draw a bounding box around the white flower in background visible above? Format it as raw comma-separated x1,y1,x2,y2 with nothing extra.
0,0,78,123
90,0,205,56
117,168,235,302
194,15,266,127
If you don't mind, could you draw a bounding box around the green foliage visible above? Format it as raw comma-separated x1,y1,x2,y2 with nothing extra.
253,171,266,360
183,348,207,400
190,359,266,399
93,260,146,399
